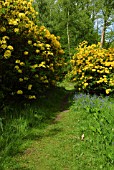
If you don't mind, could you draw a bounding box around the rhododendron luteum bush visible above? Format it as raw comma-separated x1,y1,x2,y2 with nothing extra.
0,0,64,99
68,41,114,95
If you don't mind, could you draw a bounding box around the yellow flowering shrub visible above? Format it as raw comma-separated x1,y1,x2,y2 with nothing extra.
68,41,114,95
0,0,64,100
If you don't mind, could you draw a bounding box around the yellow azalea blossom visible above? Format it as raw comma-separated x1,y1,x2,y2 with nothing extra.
48,51,53,56
44,80,49,83
1,44,7,49
17,90,23,94
35,74,39,78
19,78,23,82
18,69,22,73
18,13,25,18
33,43,37,46
28,40,32,45
31,64,38,69
84,83,88,87
2,36,9,40
1,27,6,32
2,40,7,44
7,45,13,50
24,77,29,81
39,61,46,68
14,28,19,33
45,44,51,48
36,49,40,53
15,60,20,64
59,49,64,54
20,62,25,66
104,79,107,83
28,84,32,90
14,65,19,70
106,89,111,94
9,19,18,25
73,78,76,81
92,69,96,72
105,69,109,74
105,62,111,66
28,95,36,99
24,51,29,55
89,64,93,67
4,50,11,59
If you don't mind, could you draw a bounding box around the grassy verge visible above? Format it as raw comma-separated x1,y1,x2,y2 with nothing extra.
0,82,114,170
0,85,74,170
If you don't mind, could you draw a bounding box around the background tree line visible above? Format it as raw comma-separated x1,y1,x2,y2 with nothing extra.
33,0,114,56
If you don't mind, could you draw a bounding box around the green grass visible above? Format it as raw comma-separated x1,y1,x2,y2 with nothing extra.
0,82,114,170
0,85,74,170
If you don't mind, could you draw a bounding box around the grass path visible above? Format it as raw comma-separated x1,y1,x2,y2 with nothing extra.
14,102,83,170
1,82,114,170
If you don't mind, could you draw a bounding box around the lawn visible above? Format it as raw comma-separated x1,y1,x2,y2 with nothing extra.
0,81,114,170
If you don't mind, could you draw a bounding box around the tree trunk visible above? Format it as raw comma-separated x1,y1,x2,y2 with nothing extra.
100,27,105,48
67,9,70,56
100,19,107,48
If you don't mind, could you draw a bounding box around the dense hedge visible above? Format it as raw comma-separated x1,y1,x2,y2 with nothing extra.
68,41,114,95
0,0,64,100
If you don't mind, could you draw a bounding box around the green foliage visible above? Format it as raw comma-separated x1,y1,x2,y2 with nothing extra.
0,0,64,100
34,0,99,56
72,93,114,168
67,41,114,95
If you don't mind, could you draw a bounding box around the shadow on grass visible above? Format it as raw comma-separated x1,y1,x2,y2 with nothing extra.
0,86,75,169
1,86,75,125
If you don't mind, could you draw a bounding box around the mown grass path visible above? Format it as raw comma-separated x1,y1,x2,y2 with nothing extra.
2,82,114,170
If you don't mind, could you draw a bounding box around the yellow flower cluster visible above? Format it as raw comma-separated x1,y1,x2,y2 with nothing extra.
0,36,14,59
68,41,114,95
0,0,64,100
